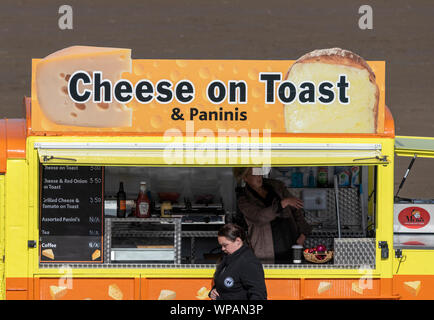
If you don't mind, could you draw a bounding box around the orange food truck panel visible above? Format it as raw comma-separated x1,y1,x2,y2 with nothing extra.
29,276,434,300
393,275,434,300
36,278,138,300
0,118,26,173
6,276,434,300
143,278,213,300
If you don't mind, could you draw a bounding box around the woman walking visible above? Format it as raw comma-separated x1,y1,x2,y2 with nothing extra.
209,223,267,300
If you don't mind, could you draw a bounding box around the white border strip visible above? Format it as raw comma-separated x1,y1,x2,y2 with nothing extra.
34,142,382,151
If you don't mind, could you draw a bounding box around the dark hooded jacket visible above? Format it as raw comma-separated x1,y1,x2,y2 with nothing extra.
211,245,267,300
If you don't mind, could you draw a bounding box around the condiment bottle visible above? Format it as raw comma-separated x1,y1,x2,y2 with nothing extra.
308,168,316,187
116,181,127,218
291,168,303,188
351,166,360,187
317,167,328,187
135,181,150,218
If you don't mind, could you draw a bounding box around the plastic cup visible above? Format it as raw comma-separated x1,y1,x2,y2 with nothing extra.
292,245,303,264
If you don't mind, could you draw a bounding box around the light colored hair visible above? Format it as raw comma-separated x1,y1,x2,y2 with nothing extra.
232,167,250,182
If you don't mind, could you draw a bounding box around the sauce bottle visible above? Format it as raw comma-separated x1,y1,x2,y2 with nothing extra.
291,168,303,188
135,181,150,218
317,167,328,187
308,168,316,187
116,181,127,218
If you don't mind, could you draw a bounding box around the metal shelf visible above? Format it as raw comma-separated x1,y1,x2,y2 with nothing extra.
110,231,218,238
105,217,182,224
182,231,218,237
105,218,182,264
112,231,176,237
104,218,220,265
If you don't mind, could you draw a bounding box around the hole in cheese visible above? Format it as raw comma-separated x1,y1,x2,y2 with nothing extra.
70,112,77,118
133,64,145,76
97,102,109,110
61,86,68,95
60,73,65,79
75,103,86,111
65,74,71,82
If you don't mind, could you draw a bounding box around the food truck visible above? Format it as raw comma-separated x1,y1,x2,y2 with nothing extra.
0,46,433,300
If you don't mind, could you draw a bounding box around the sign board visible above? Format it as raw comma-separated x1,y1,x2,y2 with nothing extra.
39,165,104,263
394,203,434,233
30,48,385,136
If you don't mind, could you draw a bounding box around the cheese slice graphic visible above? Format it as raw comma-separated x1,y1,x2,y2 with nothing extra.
196,286,210,300
317,281,332,294
158,289,176,300
42,248,55,260
108,283,124,300
351,282,364,295
49,285,68,300
404,281,421,296
91,249,101,261
36,46,132,128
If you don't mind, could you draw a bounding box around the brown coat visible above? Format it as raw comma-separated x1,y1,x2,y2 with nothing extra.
237,178,312,264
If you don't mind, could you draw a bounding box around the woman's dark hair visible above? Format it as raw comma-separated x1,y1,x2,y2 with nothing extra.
218,223,247,244
214,224,251,271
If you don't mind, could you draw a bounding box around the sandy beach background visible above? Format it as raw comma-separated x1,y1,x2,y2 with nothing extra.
0,0,432,198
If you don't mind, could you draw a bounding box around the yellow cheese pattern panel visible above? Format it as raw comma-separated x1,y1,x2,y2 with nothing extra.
31,53,385,135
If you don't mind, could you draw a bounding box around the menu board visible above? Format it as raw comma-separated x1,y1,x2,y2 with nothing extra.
39,165,104,263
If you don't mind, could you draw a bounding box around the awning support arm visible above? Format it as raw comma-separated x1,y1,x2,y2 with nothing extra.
42,155,77,162
394,154,417,200
353,155,388,162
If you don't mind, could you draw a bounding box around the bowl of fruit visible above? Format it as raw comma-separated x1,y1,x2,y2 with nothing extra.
303,244,333,264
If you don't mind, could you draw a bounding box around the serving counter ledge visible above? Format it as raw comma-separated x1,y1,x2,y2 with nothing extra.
38,263,375,269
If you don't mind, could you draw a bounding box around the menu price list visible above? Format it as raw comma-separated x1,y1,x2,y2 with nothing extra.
40,236,102,262
40,165,104,263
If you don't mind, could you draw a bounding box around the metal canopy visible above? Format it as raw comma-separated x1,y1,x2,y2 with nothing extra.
395,136,434,158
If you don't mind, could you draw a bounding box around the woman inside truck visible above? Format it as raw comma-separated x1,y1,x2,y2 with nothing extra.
234,167,312,264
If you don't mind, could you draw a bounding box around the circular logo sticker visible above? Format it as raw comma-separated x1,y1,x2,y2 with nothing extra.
224,277,234,288
398,207,430,229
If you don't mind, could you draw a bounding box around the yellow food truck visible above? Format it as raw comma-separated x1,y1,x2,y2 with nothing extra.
0,46,433,300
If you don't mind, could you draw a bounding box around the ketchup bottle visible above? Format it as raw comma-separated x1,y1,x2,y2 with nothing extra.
135,181,150,218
